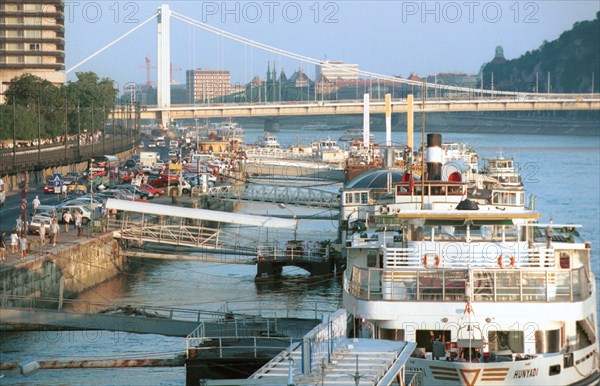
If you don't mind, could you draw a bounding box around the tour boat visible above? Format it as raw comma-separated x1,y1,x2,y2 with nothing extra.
340,134,599,385
256,132,281,149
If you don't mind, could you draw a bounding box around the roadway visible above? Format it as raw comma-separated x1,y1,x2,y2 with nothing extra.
136,95,600,120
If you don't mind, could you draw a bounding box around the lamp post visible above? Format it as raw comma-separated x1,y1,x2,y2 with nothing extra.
278,203,297,241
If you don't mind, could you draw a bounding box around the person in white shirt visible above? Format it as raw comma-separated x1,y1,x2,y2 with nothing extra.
32,195,41,213
63,211,72,233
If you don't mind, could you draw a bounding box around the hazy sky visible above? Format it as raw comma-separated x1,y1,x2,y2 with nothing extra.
64,1,599,91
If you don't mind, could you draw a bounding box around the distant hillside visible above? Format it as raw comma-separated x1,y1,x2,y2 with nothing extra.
483,12,600,93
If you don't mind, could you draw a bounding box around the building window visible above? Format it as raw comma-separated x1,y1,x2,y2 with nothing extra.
29,43,41,51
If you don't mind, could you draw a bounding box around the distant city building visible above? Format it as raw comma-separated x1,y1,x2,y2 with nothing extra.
289,67,311,88
186,69,231,102
425,73,481,88
315,74,338,95
490,45,507,64
0,0,66,102
316,60,359,81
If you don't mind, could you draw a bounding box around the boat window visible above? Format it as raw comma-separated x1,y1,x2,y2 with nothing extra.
380,328,404,341
488,330,524,354
344,191,369,205
415,330,451,354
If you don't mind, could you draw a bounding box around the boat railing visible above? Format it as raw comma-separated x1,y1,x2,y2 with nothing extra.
383,245,556,269
257,242,328,262
345,265,591,303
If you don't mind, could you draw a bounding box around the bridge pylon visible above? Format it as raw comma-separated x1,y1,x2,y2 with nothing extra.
157,4,171,128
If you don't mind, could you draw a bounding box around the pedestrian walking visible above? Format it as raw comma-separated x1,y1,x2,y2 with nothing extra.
75,210,83,237
61,183,68,199
63,210,72,233
20,234,28,260
0,231,6,261
15,215,23,236
10,229,19,254
39,222,46,246
50,218,60,247
32,195,40,213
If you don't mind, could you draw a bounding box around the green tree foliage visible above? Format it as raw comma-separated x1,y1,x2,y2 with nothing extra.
482,12,600,93
0,72,117,141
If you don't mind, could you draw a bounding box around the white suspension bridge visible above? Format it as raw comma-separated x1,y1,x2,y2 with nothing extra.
67,4,600,128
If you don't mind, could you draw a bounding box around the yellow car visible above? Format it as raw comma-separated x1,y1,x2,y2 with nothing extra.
66,183,88,193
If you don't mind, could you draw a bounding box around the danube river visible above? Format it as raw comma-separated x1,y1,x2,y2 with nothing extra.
1,127,598,385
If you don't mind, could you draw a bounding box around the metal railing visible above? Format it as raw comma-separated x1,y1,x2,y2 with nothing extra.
257,241,329,263
207,183,340,208
383,244,556,269
344,265,592,303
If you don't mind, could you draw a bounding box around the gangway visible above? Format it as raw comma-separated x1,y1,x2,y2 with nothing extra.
207,184,340,209
0,295,279,338
106,198,296,257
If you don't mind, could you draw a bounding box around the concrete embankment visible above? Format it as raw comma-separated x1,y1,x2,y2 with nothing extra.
0,233,125,301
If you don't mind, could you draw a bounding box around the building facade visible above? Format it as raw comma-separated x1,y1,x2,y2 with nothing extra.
0,0,66,101
186,69,231,103
315,60,359,81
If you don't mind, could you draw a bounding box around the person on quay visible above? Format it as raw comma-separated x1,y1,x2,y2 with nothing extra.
15,215,23,236
10,229,19,254
50,218,60,247
75,210,83,237
39,221,46,246
63,210,72,233
0,231,6,261
20,234,28,260
32,195,40,214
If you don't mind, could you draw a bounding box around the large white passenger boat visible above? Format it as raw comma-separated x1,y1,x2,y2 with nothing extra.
340,134,599,385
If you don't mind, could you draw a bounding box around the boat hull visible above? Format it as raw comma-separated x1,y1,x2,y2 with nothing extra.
405,345,599,386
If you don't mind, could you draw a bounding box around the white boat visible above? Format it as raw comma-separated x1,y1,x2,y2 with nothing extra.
339,128,375,142
215,119,245,143
256,132,280,149
481,155,523,187
340,133,599,386
301,122,329,131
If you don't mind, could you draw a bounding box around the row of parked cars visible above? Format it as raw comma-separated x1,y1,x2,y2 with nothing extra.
29,183,166,235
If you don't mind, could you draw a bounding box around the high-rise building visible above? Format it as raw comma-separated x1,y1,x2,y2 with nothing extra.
315,60,359,81
0,0,66,101
186,69,231,103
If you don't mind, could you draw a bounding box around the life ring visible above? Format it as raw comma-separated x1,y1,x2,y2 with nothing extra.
498,255,515,268
423,255,440,268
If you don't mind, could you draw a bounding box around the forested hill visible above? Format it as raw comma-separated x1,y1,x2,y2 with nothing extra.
483,11,599,93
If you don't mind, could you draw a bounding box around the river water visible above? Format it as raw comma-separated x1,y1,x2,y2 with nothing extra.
1,126,598,385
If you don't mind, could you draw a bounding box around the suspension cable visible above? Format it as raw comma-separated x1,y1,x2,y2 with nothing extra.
170,11,525,97
66,12,158,74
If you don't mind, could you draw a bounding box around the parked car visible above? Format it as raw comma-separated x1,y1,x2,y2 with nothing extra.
31,205,58,220
43,183,58,194
147,173,180,188
29,215,53,235
58,204,92,224
138,183,164,198
64,171,82,184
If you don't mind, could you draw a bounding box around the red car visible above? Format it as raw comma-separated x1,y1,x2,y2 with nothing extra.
43,183,58,194
146,174,179,188
138,183,165,198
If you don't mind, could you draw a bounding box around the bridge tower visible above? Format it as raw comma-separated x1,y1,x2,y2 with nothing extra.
157,4,171,128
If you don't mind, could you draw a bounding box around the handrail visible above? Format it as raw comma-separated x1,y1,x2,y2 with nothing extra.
344,266,591,303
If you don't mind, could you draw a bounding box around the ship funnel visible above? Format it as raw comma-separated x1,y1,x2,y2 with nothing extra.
426,133,442,180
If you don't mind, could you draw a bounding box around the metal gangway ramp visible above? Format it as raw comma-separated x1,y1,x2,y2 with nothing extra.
207,184,340,209
0,295,279,338
105,198,297,256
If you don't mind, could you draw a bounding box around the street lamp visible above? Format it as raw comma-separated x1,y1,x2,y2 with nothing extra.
278,203,297,241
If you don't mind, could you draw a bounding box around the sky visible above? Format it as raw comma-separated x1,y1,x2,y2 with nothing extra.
64,1,600,92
